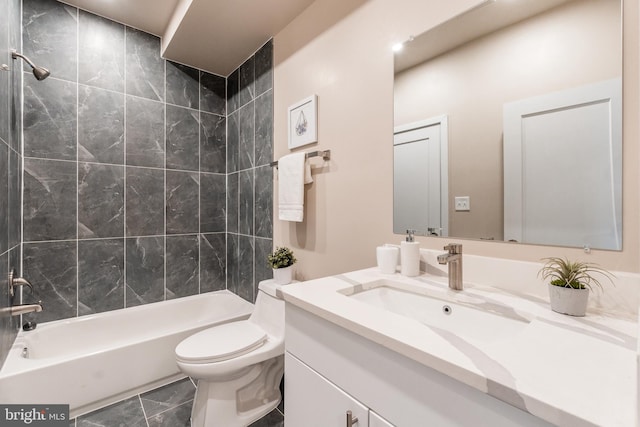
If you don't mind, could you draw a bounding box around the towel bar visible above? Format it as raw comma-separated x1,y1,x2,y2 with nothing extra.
270,150,331,167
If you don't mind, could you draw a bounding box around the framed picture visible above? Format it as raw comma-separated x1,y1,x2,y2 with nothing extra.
288,95,317,149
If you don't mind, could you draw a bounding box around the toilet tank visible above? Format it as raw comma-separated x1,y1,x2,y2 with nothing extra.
249,279,297,338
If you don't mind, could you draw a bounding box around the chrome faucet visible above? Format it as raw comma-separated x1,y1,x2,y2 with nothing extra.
1,301,43,316
437,243,463,290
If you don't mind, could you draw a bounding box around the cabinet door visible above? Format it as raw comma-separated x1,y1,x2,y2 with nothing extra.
370,411,394,427
285,352,369,427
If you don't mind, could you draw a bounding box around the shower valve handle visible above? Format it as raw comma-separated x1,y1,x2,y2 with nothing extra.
9,270,34,297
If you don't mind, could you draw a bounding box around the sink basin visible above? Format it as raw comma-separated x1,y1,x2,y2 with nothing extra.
345,280,530,343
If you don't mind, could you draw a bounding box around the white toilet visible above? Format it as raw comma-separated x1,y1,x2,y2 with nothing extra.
175,279,287,427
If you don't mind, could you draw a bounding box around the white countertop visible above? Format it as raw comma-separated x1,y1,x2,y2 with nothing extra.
281,268,638,427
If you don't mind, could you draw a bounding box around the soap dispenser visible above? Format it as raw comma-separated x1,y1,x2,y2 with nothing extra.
401,229,420,277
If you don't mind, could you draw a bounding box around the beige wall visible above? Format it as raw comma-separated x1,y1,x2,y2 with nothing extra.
273,0,640,281
394,0,621,240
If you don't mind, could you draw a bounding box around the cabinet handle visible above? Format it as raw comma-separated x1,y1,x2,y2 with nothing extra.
346,410,358,426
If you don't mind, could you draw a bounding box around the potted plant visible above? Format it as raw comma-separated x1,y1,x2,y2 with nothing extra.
538,257,614,317
268,246,297,285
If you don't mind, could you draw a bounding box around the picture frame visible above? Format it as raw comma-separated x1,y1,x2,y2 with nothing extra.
288,95,317,149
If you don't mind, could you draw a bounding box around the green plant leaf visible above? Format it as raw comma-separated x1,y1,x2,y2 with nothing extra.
538,257,614,292
267,246,297,269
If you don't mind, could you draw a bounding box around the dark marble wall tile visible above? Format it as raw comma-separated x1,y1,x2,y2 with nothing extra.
0,88,7,156
0,251,15,370
9,47,21,154
200,71,225,115
78,162,124,238
23,240,77,322
200,233,226,293
200,112,226,173
166,61,199,109
238,103,255,170
0,142,7,254
9,0,20,54
238,56,255,108
238,235,254,302
23,77,77,160
227,111,239,173
0,0,8,147
23,0,78,82
126,28,164,102
255,238,273,297
255,90,273,167
227,68,239,114
1,0,21,369
227,172,239,233
200,173,226,233
13,0,281,325
78,238,124,315
226,233,238,295
78,11,124,92
255,40,273,97
166,235,198,299
255,166,273,239
8,249,19,298
8,148,21,249
166,171,199,234
125,167,164,237
78,85,124,164
77,396,147,427
23,158,77,241
126,96,164,168
239,170,254,236
126,236,164,307
166,105,199,171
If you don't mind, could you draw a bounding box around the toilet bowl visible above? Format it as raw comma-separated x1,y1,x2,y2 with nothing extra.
175,279,287,427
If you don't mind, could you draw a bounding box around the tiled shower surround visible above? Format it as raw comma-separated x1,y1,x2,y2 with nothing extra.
0,0,22,368
20,0,274,323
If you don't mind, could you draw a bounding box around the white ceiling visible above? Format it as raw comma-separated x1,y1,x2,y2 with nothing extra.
60,0,315,76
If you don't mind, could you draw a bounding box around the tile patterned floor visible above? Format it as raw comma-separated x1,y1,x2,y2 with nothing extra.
68,377,284,427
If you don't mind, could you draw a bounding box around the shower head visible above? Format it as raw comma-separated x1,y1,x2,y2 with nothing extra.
11,50,50,81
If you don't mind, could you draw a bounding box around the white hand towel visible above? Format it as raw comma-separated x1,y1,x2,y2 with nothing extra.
278,153,313,222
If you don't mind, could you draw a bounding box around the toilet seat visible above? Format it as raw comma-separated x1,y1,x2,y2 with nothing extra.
176,321,267,364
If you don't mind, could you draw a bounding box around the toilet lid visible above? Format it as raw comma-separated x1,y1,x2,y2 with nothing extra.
176,321,267,364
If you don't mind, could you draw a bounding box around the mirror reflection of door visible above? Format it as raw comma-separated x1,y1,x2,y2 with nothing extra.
393,117,449,237
503,78,622,250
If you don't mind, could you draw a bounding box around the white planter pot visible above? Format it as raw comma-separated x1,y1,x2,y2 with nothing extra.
273,266,293,285
548,284,589,317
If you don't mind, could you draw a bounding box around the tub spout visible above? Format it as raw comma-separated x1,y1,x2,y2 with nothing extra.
6,301,43,316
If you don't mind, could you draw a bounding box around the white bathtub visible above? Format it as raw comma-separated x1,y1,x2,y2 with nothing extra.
0,290,254,418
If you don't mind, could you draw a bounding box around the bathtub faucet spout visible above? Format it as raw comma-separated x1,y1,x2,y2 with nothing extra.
5,301,43,316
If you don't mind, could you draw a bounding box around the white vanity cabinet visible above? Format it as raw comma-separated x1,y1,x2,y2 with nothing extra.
284,304,554,427
369,411,394,427
286,353,371,426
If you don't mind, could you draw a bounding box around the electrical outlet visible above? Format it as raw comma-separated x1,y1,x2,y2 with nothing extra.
455,196,470,211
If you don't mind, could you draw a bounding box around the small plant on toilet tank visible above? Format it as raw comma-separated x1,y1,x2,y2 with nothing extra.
538,257,614,317
268,247,297,285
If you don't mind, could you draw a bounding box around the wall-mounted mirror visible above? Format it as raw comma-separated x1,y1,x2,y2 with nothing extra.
393,0,622,250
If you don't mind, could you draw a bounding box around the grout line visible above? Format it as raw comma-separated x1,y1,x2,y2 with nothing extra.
163,57,167,302
123,22,127,309
75,6,80,318
18,0,24,295
198,68,201,295
137,395,151,427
